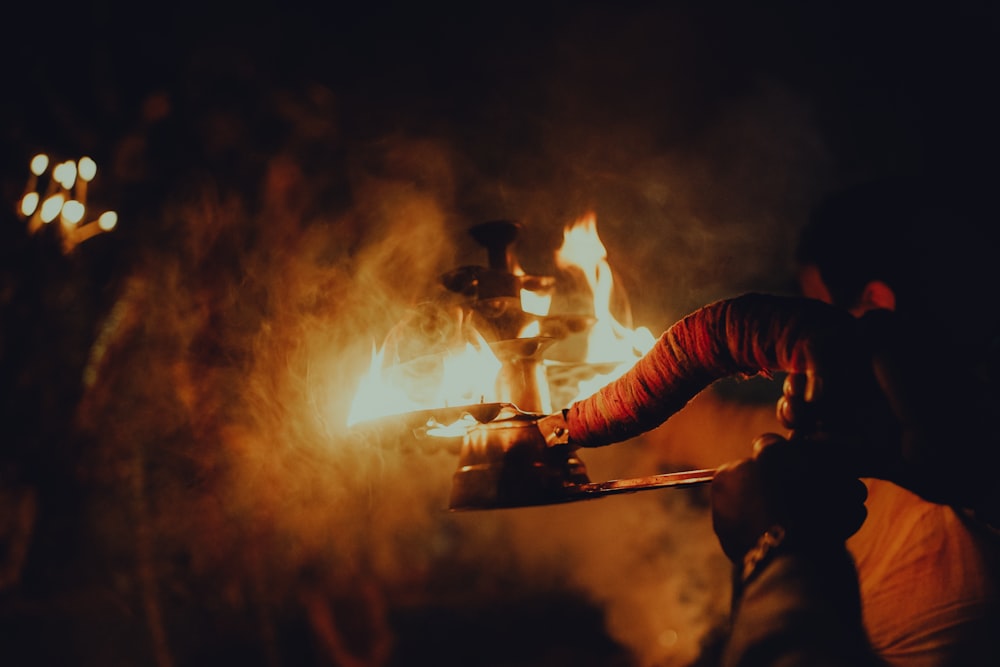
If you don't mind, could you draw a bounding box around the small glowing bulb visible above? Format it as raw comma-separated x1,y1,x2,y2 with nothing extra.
61,200,85,224
52,162,68,183
98,211,118,231
40,194,65,223
78,156,97,181
20,192,40,216
30,154,49,176
53,161,77,190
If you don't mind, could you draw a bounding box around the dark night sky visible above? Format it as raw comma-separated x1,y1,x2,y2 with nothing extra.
4,0,998,305
5,0,998,184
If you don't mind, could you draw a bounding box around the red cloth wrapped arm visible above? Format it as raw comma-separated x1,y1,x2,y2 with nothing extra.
565,293,867,448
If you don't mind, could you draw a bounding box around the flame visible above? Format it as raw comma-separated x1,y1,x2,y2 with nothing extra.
519,289,551,318
78,156,97,182
98,211,119,231
29,153,49,176
20,192,39,217
347,331,503,429
423,413,481,437
555,212,656,400
512,257,552,334
348,212,655,427
519,319,541,338
60,199,85,225
40,193,65,223
53,160,77,190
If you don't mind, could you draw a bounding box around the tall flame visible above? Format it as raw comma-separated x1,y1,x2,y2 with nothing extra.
555,212,656,400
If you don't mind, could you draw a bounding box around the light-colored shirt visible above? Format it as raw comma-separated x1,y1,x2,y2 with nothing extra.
848,478,1000,667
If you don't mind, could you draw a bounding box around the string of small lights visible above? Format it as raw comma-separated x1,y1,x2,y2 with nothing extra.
17,153,117,253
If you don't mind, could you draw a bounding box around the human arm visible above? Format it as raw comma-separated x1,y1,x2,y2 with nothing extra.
551,293,898,476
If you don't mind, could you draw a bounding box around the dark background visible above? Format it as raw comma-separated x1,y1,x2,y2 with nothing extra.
1,1,997,666
4,0,997,314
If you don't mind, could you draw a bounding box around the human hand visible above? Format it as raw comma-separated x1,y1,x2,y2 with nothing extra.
776,362,901,482
536,410,572,447
711,433,868,564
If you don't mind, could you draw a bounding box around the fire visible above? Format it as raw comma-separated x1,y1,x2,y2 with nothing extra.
511,257,552,335
347,331,503,428
513,259,552,318
519,290,551,318
554,212,656,401
347,212,655,429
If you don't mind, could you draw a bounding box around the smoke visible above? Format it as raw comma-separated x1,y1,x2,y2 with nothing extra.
3,5,847,666
64,89,804,662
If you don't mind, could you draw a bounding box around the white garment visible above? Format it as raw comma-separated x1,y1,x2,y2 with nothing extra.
848,478,1000,667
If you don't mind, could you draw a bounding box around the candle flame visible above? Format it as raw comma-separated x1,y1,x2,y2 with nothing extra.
61,200,85,225
78,156,97,181
424,413,481,437
20,192,39,217
53,160,77,190
19,153,117,250
40,194,65,223
98,211,118,231
30,154,49,176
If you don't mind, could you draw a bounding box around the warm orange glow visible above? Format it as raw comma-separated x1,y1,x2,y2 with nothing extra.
348,343,415,425
348,213,657,426
512,258,553,319
555,212,656,400
347,332,503,429
424,413,481,437
440,336,504,404
519,320,541,338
